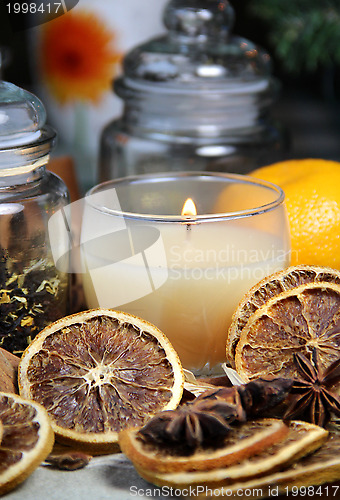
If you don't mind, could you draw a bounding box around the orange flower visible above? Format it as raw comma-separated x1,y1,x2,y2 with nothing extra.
40,10,122,104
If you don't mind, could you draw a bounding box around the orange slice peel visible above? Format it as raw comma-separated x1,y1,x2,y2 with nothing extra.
119,418,289,473
234,281,340,385
199,430,340,499
0,392,54,495
135,420,328,489
18,308,184,454
227,265,340,367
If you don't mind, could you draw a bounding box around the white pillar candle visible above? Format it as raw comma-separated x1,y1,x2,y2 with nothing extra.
81,173,290,375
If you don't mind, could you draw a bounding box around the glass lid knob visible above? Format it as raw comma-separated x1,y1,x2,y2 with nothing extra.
164,0,235,40
119,0,272,90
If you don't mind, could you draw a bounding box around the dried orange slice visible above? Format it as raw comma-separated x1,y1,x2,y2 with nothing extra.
18,309,184,454
136,420,328,489
119,418,288,473
0,392,54,495
227,265,340,366
202,431,340,499
234,281,340,386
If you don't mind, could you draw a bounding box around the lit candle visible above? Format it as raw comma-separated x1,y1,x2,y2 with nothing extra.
80,173,290,375
181,198,197,218
181,197,196,239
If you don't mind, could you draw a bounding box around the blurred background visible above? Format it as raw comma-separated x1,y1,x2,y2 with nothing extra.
232,0,340,164
1,0,340,193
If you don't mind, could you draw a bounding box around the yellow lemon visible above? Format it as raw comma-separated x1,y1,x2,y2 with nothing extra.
250,159,340,269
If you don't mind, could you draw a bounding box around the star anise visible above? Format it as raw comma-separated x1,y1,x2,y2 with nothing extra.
284,349,340,427
138,398,241,451
138,378,293,452
197,378,293,418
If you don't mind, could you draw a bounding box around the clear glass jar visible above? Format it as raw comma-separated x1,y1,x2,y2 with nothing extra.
0,81,70,355
100,0,284,181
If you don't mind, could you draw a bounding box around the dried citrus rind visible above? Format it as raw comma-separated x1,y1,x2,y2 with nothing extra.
119,418,288,473
234,282,340,386
200,431,340,499
0,392,54,495
136,420,328,489
227,265,340,366
18,309,184,453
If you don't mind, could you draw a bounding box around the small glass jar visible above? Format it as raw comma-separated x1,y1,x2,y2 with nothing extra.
100,0,284,181
0,81,70,355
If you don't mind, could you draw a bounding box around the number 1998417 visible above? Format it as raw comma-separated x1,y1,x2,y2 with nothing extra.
286,485,339,496
6,2,64,14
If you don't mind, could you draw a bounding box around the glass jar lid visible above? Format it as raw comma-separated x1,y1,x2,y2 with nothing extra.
0,80,47,147
0,81,56,171
117,0,273,96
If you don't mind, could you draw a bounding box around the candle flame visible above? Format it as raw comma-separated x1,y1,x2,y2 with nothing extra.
181,198,197,217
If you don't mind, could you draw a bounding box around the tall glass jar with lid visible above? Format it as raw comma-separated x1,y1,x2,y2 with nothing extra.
0,81,69,355
100,0,285,181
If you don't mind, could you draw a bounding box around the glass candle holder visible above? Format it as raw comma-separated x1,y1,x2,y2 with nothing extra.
80,172,291,375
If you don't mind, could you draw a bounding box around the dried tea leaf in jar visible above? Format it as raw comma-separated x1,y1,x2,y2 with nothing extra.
0,81,70,355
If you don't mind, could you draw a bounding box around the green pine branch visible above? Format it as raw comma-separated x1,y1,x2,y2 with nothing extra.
248,0,340,73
